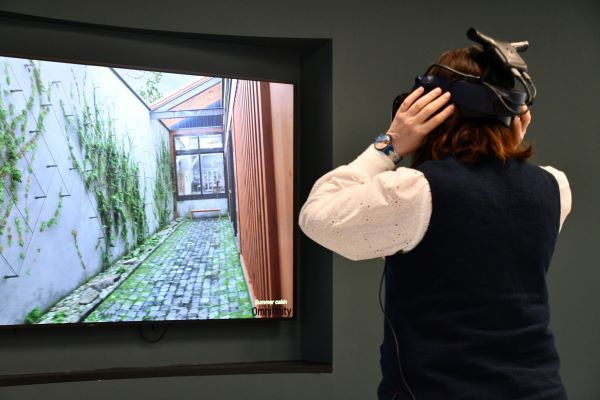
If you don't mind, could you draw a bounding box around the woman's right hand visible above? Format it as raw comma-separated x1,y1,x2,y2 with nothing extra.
387,86,455,157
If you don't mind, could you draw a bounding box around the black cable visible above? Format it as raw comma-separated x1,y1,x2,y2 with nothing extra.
481,81,530,115
379,260,417,400
510,68,536,105
516,69,537,105
138,324,169,343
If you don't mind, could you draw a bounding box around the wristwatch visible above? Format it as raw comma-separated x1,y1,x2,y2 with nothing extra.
374,133,403,165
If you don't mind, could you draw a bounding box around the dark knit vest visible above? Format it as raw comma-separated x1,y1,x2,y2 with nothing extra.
378,154,568,400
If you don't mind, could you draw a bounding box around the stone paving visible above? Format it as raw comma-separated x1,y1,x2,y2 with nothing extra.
83,216,254,322
37,219,185,324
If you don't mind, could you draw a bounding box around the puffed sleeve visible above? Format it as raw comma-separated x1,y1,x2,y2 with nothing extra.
298,144,432,261
539,165,572,232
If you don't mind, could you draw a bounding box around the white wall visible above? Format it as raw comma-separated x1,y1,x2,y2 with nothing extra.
176,198,228,219
0,57,172,324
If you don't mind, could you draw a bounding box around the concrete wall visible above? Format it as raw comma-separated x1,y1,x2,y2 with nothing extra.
0,1,598,399
0,57,172,324
176,198,227,219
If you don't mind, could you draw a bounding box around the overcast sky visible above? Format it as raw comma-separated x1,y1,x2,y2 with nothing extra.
113,67,204,106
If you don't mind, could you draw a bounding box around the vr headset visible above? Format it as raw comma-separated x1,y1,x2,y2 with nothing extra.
392,27,537,127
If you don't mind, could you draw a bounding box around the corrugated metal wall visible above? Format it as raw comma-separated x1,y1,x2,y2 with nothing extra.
232,80,293,316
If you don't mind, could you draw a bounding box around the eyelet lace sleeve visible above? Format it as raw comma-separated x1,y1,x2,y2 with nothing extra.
539,165,572,232
298,145,432,261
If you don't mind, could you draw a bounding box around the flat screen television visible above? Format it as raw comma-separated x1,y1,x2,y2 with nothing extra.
0,54,295,326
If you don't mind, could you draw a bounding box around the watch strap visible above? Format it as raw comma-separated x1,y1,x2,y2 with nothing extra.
374,133,403,165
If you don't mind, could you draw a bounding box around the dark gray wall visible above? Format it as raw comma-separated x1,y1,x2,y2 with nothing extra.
0,0,598,399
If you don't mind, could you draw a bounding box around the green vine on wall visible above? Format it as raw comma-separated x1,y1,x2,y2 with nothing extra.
61,67,152,268
14,216,23,246
0,59,49,255
0,59,173,274
71,229,86,270
39,189,63,232
153,136,173,229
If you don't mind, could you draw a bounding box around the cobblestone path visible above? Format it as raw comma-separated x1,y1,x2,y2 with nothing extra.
85,217,254,322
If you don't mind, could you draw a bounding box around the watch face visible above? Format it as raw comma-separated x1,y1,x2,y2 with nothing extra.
374,134,391,150
374,141,389,150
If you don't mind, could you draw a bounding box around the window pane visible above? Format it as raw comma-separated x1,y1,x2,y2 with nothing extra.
200,153,225,194
199,134,223,149
176,155,201,195
174,136,199,151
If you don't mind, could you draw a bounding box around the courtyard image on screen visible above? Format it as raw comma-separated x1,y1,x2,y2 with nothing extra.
0,56,294,325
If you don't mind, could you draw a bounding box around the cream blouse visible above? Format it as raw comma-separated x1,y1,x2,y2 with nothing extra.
298,145,572,261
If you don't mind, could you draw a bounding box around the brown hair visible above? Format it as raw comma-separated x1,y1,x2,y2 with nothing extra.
410,47,533,168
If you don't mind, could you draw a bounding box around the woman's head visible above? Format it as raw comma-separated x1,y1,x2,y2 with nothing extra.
410,47,533,168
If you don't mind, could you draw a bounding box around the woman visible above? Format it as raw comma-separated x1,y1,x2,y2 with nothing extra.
298,47,572,399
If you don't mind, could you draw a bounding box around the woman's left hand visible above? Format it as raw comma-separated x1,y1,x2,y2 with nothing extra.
512,105,531,142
